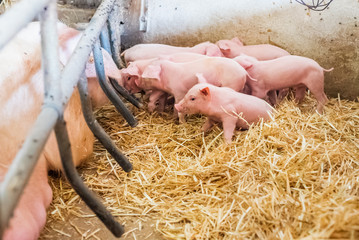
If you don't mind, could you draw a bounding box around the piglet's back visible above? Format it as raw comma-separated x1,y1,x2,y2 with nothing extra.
211,86,273,124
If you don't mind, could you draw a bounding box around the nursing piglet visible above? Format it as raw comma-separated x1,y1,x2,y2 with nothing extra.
122,53,210,112
233,54,333,113
140,57,250,121
122,41,223,63
174,83,273,143
216,37,290,60
122,52,210,93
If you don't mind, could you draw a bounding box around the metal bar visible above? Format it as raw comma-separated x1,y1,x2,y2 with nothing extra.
93,40,138,127
40,0,62,108
0,1,60,236
78,74,133,172
100,23,112,54
109,77,143,109
54,117,125,237
1,0,135,237
108,2,124,68
99,20,142,109
0,0,51,51
100,23,142,109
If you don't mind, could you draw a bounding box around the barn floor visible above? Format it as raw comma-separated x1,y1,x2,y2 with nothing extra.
40,94,359,240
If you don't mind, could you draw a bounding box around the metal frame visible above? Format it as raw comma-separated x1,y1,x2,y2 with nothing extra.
295,0,334,11
0,0,137,237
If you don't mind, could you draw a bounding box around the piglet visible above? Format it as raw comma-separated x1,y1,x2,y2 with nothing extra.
216,37,290,60
122,53,211,112
122,41,223,63
233,54,333,113
122,52,209,94
139,57,251,121
175,83,273,143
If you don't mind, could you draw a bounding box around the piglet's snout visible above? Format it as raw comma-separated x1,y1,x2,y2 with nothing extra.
174,103,182,112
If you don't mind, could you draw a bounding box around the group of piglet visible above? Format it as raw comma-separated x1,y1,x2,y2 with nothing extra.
120,38,333,143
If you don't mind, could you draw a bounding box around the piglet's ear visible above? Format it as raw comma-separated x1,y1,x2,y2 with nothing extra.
200,87,211,97
240,60,253,70
234,56,253,70
122,64,140,76
217,41,230,51
196,73,207,83
134,77,141,86
205,44,223,57
142,64,161,80
231,37,243,46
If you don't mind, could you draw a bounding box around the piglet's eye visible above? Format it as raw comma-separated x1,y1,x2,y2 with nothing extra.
190,97,196,101
127,77,131,80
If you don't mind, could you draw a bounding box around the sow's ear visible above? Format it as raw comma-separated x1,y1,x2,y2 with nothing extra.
141,64,162,80
200,87,211,98
231,37,243,46
85,49,122,81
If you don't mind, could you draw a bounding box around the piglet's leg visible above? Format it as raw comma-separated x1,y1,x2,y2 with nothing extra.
178,112,186,123
202,118,215,132
148,90,165,113
2,156,52,240
294,85,307,104
267,90,278,106
305,79,328,114
174,94,186,123
156,93,168,112
222,118,237,144
277,88,289,102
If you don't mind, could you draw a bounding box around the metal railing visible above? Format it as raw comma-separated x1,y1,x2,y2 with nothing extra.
0,0,139,238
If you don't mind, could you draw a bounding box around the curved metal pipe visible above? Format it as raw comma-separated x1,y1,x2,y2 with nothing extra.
78,74,133,172
54,117,125,238
99,26,142,108
109,77,143,109
108,4,124,68
100,23,112,54
93,41,138,127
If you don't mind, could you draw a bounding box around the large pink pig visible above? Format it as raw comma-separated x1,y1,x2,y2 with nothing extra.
58,27,124,108
139,57,251,121
216,37,290,60
121,41,223,64
1,22,125,240
175,83,273,143
233,54,333,113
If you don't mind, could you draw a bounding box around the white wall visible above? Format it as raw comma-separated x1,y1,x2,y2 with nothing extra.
121,0,359,99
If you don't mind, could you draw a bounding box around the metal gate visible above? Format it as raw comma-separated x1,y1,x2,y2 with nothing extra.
0,0,139,237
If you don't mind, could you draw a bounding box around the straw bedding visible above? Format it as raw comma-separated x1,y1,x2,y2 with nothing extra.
44,93,359,239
